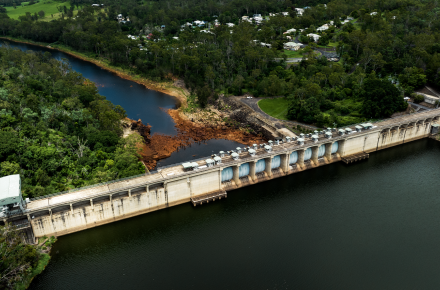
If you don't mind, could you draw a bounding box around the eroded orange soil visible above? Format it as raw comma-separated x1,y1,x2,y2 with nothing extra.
137,109,265,169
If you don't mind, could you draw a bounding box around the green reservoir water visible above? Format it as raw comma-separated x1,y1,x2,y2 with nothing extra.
29,139,440,289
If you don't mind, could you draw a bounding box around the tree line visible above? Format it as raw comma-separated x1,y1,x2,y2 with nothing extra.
0,0,437,127
0,46,145,198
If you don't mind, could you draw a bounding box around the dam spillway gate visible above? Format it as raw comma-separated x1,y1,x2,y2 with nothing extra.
3,109,440,238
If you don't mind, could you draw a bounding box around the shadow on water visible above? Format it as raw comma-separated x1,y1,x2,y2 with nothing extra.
1,40,248,165
29,139,440,290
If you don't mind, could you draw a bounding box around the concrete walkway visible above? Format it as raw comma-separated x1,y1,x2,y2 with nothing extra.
239,97,319,130
274,57,303,63
408,101,432,111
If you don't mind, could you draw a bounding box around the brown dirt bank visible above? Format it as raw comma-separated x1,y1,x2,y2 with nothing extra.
0,37,266,169
0,37,188,106
139,109,265,170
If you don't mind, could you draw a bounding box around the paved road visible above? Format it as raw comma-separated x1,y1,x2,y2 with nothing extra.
408,101,432,111
274,57,303,63
239,97,320,130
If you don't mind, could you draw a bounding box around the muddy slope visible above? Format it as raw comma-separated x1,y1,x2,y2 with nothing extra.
135,109,265,170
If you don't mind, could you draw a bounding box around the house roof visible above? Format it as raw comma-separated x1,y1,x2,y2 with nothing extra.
0,174,21,206
284,42,301,47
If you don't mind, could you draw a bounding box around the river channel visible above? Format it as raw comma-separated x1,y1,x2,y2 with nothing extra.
27,139,440,289
4,41,440,289
1,40,244,167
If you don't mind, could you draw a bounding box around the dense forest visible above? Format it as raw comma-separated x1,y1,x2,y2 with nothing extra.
0,0,437,179
0,46,144,198
0,0,432,126
0,224,55,289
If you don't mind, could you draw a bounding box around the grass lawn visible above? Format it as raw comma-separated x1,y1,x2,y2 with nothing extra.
258,97,290,120
283,49,303,58
351,20,362,30
6,0,79,20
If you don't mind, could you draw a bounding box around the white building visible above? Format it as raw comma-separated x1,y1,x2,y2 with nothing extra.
307,33,321,42
284,28,296,34
295,8,304,16
284,42,302,51
317,24,329,31
0,175,24,218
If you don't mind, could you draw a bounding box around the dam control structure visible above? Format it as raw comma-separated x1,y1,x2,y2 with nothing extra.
2,109,440,240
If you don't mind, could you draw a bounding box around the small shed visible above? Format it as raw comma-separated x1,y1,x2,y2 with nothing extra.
231,152,239,160
205,159,214,167
0,175,22,210
363,123,373,129
214,156,222,164
182,162,193,171
248,149,256,156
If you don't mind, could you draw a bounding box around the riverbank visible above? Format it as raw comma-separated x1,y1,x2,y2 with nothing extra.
0,36,189,106
15,236,57,290
0,37,267,170
139,109,265,169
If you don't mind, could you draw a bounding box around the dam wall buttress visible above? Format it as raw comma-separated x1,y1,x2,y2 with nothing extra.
20,110,440,238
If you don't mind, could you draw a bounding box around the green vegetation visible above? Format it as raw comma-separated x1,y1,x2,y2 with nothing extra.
15,253,50,290
0,0,435,129
0,225,56,289
258,98,290,120
283,49,303,58
0,46,145,198
5,0,78,21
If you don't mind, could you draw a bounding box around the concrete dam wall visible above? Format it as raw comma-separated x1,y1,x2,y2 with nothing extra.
8,110,440,238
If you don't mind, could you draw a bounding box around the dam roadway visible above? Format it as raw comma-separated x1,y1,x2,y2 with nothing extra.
8,109,440,238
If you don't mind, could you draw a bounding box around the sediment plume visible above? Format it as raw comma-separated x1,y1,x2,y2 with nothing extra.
138,109,265,170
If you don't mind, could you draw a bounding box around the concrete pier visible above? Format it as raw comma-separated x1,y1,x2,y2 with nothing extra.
5,109,440,238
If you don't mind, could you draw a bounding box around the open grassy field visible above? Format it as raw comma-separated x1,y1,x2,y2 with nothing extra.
258,97,290,120
283,49,303,58
6,0,78,20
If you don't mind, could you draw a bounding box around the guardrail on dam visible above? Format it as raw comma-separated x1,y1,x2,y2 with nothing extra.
4,109,440,238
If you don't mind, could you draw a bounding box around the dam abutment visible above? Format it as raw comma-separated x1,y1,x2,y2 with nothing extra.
7,110,440,238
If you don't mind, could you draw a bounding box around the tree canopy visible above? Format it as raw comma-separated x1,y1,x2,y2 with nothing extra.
0,47,144,198
360,77,407,119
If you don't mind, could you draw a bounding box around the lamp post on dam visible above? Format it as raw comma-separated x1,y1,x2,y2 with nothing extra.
2,109,440,240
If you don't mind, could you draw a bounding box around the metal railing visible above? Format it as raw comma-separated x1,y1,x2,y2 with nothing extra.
29,170,159,201
23,108,440,211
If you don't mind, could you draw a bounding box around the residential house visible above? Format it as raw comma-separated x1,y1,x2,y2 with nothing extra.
284,28,296,34
295,8,304,16
317,24,329,31
284,42,302,51
307,33,321,42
